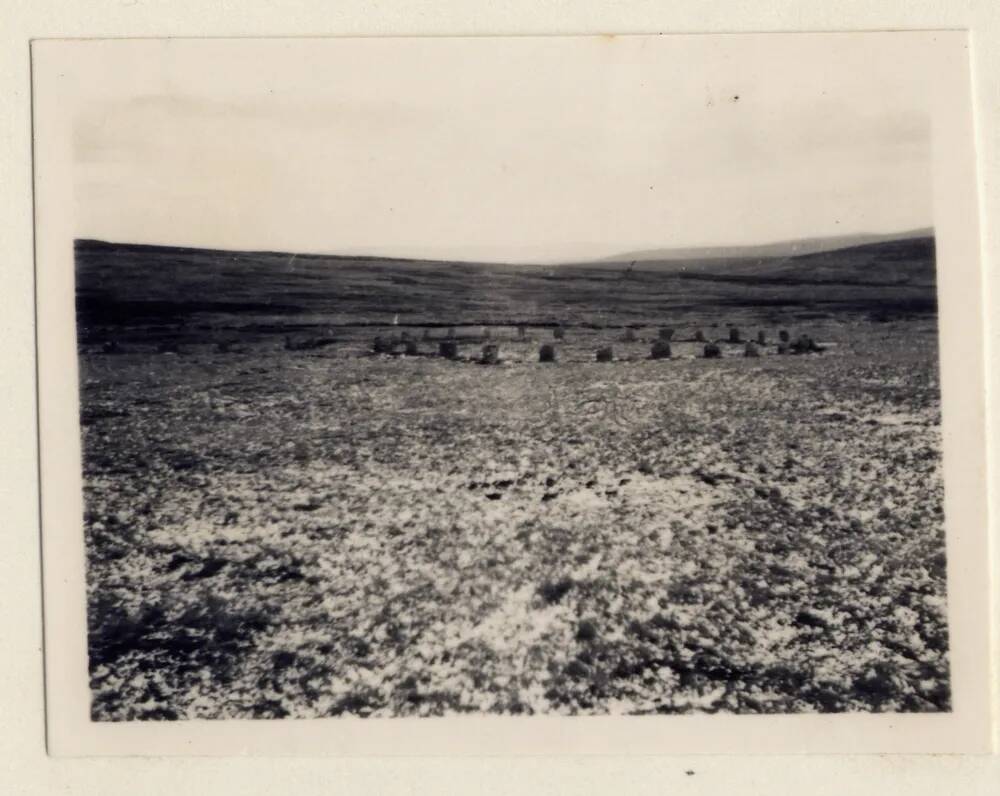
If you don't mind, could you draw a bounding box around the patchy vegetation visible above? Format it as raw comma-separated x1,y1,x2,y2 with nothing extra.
80,320,948,719
76,236,948,720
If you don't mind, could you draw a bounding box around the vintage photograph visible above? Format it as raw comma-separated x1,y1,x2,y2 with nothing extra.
52,34,958,723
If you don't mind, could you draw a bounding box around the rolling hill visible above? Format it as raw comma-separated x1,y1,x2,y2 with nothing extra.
74,233,937,338
600,227,934,264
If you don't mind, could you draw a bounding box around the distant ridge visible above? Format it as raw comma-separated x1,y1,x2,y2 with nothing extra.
75,227,934,269
74,232,936,336
74,238,449,266
598,228,934,264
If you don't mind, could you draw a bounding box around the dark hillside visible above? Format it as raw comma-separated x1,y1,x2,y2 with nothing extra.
75,235,937,338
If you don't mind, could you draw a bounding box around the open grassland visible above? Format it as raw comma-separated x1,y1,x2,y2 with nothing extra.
80,316,948,719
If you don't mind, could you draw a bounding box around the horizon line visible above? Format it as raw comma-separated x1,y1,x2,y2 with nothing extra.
74,225,936,267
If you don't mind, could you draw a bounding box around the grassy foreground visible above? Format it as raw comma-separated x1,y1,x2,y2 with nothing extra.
81,323,949,719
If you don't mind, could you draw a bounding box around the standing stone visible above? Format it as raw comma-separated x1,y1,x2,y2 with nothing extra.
791,334,819,354
779,329,790,342
659,328,675,341
744,341,760,358
405,340,420,356
704,343,722,359
539,344,557,362
729,327,741,343
651,340,672,360
694,330,705,342
596,346,614,362
757,330,766,345
481,343,500,364
373,336,392,354
553,327,566,340
439,340,459,359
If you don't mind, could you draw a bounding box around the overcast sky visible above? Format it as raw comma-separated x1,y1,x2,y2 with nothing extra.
71,34,934,262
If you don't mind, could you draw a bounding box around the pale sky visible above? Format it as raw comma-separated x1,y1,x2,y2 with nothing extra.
70,34,935,262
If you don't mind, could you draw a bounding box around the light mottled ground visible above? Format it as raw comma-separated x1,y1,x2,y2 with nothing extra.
81,322,949,719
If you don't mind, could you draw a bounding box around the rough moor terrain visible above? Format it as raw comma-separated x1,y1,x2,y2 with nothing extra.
75,236,949,719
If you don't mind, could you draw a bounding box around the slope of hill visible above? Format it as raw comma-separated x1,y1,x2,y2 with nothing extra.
665,236,937,286
74,234,937,338
602,228,934,264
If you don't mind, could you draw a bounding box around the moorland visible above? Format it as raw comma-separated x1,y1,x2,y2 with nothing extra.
75,234,949,719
